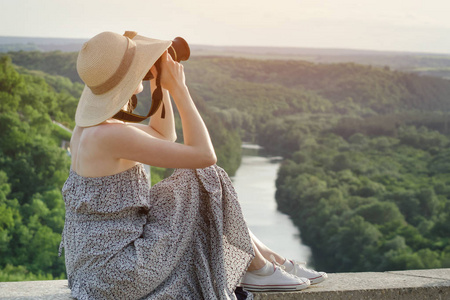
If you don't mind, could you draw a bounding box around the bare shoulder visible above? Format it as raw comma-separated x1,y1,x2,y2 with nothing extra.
83,121,170,144
74,121,130,138
93,122,156,144
70,123,140,176
92,122,162,158
71,122,140,158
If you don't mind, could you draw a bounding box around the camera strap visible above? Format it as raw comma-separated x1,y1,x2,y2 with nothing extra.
112,67,166,122
112,31,166,123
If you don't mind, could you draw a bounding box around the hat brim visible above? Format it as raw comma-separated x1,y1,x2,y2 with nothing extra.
75,35,171,127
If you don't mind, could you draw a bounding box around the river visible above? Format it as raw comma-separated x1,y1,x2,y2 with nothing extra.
232,144,312,262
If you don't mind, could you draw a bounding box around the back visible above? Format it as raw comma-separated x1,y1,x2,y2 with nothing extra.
70,121,138,177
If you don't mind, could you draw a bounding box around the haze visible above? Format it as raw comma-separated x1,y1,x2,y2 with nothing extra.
1,0,449,53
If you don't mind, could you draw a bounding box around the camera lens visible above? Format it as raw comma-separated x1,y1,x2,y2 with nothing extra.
168,37,190,62
143,37,190,80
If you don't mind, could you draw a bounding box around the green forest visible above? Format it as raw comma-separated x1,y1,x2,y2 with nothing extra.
1,50,450,280
184,57,450,272
0,55,73,281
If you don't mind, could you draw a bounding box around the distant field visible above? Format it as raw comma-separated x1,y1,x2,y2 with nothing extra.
191,45,450,79
2,36,450,79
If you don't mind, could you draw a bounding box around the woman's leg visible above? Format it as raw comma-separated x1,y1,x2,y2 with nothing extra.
248,228,328,285
248,229,285,265
241,231,311,292
247,239,269,271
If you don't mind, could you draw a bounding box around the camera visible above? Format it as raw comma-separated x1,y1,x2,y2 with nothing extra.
168,37,191,62
112,36,191,122
143,37,190,80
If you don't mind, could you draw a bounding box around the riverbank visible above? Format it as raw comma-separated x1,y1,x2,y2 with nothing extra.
233,150,311,263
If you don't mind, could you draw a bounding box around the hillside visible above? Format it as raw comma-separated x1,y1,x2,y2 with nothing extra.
0,56,74,281
187,57,450,272
3,35,450,79
184,57,450,147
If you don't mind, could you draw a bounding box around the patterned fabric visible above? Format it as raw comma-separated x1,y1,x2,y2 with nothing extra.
59,164,255,300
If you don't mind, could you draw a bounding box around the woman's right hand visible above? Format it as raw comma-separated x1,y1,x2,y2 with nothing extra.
159,50,186,93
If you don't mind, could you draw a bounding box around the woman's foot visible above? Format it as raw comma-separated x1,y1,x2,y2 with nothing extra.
240,260,310,292
282,259,328,285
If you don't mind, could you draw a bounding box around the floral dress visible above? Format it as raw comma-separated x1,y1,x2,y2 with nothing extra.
59,164,254,299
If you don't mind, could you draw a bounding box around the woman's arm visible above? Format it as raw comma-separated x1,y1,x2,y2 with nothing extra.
128,76,176,142
148,86,176,142
98,51,217,169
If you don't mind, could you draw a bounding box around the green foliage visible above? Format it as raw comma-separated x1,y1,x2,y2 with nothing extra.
150,167,166,186
0,55,70,280
187,57,450,115
0,264,64,282
9,51,80,83
276,126,450,272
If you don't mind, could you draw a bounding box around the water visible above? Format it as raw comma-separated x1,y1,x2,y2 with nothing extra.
232,145,312,262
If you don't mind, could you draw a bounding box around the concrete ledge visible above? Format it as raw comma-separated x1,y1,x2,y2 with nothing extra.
255,269,450,300
1,269,449,299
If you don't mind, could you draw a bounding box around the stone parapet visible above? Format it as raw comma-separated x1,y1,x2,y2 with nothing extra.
1,269,449,299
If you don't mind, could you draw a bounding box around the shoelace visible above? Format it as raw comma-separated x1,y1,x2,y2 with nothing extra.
269,255,304,280
269,255,284,269
291,260,321,275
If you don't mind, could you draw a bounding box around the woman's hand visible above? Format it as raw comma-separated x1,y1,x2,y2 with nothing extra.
159,50,186,93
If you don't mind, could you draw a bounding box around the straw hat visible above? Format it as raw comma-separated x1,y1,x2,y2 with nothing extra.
75,31,171,127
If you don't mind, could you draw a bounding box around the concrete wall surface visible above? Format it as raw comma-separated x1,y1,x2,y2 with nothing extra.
0,268,449,300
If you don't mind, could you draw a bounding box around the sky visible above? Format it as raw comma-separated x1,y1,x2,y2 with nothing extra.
1,0,450,54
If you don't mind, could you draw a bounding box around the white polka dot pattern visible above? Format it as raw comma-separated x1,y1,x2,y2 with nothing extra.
59,164,255,299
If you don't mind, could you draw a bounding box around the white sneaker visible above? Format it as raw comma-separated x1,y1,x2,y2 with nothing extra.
240,263,310,292
286,260,327,285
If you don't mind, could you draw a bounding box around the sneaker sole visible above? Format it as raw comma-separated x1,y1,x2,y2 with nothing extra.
241,282,310,292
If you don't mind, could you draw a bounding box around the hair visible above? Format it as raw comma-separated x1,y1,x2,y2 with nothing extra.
124,97,136,113
126,98,134,113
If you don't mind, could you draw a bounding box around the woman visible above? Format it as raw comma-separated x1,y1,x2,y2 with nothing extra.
59,31,326,300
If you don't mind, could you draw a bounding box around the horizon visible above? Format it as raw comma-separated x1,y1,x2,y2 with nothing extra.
2,0,450,55
2,35,450,57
